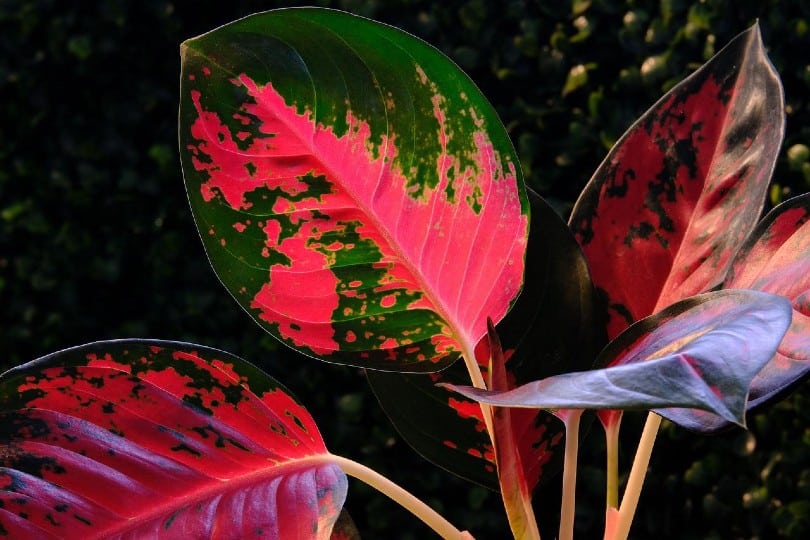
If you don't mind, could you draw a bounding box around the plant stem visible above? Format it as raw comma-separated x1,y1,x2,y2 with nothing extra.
605,415,622,509
331,454,470,539
461,343,495,439
613,412,662,540
559,410,583,540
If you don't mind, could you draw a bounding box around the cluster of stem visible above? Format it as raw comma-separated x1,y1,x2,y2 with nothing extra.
334,348,663,540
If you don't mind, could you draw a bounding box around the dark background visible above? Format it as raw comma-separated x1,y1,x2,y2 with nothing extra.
3,1,810,538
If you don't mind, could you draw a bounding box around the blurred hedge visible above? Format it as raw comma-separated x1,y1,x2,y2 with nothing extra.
2,1,809,538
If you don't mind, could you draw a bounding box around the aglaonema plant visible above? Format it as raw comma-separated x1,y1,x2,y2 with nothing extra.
1,7,808,539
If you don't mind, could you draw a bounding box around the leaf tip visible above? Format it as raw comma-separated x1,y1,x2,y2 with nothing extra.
179,41,190,63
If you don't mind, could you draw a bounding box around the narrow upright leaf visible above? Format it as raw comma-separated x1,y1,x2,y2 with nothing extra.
569,23,784,340
445,290,792,426
179,8,529,371
486,319,541,540
663,194,810,431
0,341,346,538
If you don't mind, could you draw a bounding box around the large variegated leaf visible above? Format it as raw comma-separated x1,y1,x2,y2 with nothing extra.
0,341,346,538
179,8,529,371
445,290,792,427
662,193,810,431
569,23,784,340
366,192,599,492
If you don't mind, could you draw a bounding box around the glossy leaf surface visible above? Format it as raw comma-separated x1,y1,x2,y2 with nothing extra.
0,341,346,538
179,8,529,371
367,192,598,492
663,194,810,431
446,290,792,426
569,23,784,340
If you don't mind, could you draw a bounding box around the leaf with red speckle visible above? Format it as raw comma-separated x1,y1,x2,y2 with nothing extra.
0,340,346,538
366,191,600,492
662,194,810,431
569,23,784,341
486,319,540,539
445,290,792,427
179,8,529,371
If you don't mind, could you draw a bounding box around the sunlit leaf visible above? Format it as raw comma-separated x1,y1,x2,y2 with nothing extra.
366,192,599,492
444,290,792,426
0,340,345,538
569,23,784,340
179,8,529,371
662,194,810,431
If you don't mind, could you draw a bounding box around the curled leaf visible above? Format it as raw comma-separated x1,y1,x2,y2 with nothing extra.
443,290,792,427
663,193,810,431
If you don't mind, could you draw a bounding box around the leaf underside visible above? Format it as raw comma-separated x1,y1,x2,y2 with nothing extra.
446,290,792,427
569,23,785,341
0,340,345,539
179,8,529,372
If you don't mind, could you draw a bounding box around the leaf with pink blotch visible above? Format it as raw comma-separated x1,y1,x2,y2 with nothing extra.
179,8,529,371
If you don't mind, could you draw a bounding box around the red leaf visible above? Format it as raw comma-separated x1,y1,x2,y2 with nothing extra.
0,341,346,538
569,23,784,340
486,320,540,539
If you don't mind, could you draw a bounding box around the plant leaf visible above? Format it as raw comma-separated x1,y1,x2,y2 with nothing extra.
0,340,346,538
444,290,792,427
330,509,362,540
569,23,784,340
662,193,810,431
366,192,599,492
178,8,529,371
486,319,541,539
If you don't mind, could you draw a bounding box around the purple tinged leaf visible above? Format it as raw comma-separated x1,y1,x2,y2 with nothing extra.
443,290,792,427
662,193,810,431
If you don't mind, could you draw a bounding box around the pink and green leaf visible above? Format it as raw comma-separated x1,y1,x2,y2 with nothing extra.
444,290,792,427
662,193,810,431
0,340,346,538
179,8,529,371
569,23,785,341
366,192,600,492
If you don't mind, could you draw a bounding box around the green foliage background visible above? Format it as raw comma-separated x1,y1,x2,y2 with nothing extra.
2,1,810,538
